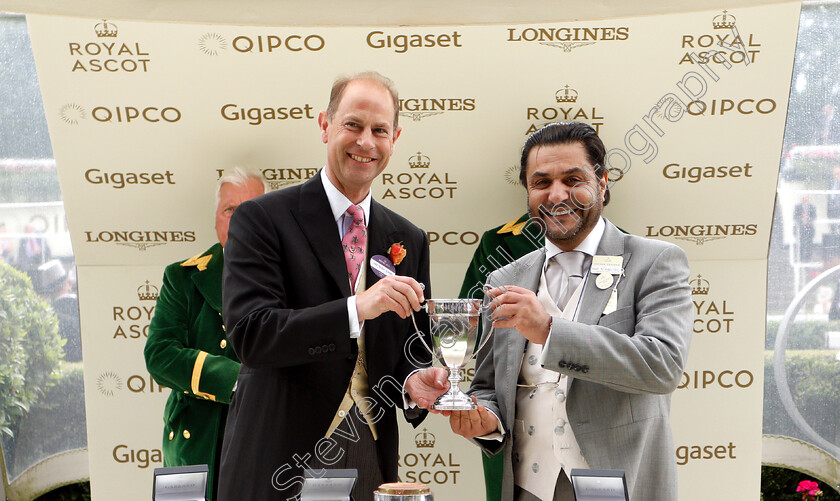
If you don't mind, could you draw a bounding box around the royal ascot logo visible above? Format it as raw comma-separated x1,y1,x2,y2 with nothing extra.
691,274,736,335
645,223,757,245
97,371,123,396
59,104,182,125
112,444,163,469
381,156,459,201
399,428,462,485
138,280,159,301
525,87,606,135
216,167,318,191
691,274,710,295
68,19,152,73
97,371,167,395
113,294,156,340
415,428,436,448
219,103,315,125
84,230,196,251
505,25,629,52
409,152,431,169
679,10,761,66
662,161,755,184
198,32,228,56
398,98,476,122
365,30,463,53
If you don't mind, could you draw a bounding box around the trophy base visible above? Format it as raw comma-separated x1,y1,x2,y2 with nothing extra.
431,391,476,411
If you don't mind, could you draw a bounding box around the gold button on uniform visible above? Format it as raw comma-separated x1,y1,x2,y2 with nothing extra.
183,430,191,439
220,339,227,349
222,324,226,332
168,431,174,440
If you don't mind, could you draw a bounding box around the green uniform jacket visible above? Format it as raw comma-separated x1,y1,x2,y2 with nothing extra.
144,242,239,501
458,214,541,501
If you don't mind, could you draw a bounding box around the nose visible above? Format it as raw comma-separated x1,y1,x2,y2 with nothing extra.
546,180,570,205
356,127,375,149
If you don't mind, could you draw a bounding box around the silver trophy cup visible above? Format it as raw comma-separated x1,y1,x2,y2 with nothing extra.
416,298,494,411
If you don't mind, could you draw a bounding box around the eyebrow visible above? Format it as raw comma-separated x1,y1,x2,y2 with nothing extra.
530,166,592,179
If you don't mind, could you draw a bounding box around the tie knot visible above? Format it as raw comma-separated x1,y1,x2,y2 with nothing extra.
555,251,584,277
346,205,364,226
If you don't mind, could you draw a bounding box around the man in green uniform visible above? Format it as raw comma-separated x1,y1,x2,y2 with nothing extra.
459,213,541,501
144,167,266,501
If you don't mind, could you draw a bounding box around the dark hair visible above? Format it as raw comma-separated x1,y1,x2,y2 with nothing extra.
519,121,609,204
326,71,400,130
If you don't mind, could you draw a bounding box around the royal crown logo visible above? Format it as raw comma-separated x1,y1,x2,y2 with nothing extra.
138,280,160,301
713,10,736,30
415,428,436,448
690,275,710,295
95,19,118,38
555,86,579,104
409,152,431,169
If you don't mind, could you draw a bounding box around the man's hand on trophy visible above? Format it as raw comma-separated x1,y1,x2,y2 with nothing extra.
356,275,425,321
406,367,449,413
448,397,498,438
485,285,552,345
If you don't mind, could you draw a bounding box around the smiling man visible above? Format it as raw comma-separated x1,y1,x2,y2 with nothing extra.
218,72,443,501
444,122,693,501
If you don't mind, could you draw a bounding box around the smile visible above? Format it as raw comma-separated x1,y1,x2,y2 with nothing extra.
349,154,373,163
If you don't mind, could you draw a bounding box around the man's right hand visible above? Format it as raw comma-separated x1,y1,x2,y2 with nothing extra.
449,398,498,438
356,275,425,321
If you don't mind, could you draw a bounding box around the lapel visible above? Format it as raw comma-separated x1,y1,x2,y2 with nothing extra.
365,199,402,292
290,172,353,297
576,219,632,326
189,243,223,313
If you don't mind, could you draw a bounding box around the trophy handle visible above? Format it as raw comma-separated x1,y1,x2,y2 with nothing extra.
409,309,437,360
472,320,495,359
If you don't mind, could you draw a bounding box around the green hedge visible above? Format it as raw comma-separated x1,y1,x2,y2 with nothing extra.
0,165,61,203
765,319,840,350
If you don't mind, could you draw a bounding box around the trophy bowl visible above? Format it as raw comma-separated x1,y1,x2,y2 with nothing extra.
422,298,493,411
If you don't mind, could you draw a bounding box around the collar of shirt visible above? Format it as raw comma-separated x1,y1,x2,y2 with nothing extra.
320,167,373,237
543,216,606,274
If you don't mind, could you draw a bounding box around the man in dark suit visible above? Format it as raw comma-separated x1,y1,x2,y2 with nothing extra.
444,122,692,501
218,72,445,500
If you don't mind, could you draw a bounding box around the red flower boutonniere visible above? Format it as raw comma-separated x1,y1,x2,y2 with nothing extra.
389,242,407,266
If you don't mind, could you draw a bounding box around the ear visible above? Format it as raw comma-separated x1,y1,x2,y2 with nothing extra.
317,111,329,144
389,125,403,154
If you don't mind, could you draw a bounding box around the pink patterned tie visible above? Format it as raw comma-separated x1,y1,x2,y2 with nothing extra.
342,204,367,289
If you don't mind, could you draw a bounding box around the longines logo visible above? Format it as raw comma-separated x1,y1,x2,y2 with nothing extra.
216,167,318,190
68,19,151,73
691,275,735,334
506,25,629,52
525,86,605,135
398,98,476,122
97,371,166,395
198,33,228,56
220,103,315,125
662,161,755,183
113,444,162,469
84,168,175,188
84,230,196,250
381,157,459,200
59,104,182,124
366,30,463,53
398,428,462,485
679,10,761,66
645,224,757,245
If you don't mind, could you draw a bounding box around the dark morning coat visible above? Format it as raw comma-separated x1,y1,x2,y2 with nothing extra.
218,172,431,500
144,242,240,501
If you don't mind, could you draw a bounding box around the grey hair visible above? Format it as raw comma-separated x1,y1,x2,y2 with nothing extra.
215,166,267,209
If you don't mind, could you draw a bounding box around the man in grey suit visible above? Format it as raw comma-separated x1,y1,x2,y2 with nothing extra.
440,122,692,500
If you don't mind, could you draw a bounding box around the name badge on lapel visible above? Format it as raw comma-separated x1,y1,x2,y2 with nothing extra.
591,256,624,316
